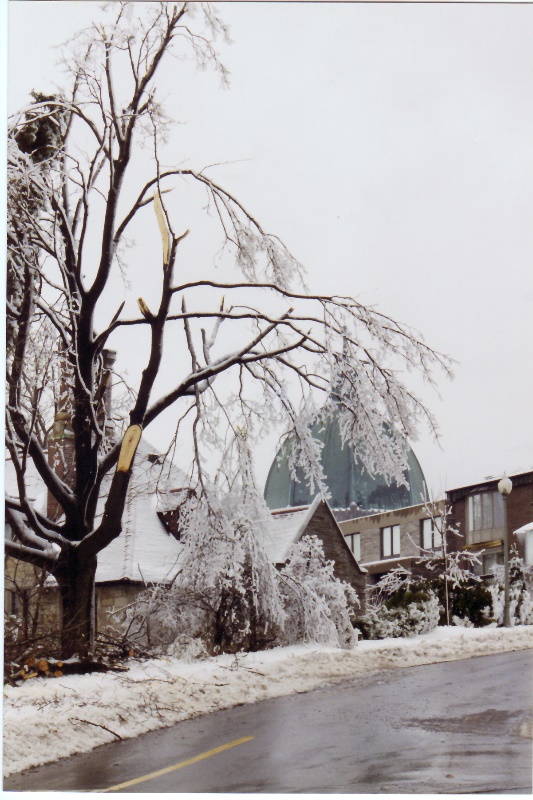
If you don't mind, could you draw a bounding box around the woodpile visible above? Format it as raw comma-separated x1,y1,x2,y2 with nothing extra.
6,656,128,685
13,657,63,681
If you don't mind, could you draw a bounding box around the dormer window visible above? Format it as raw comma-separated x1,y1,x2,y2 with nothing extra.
157,487,196,540
146,453,165,465
157,509,181,540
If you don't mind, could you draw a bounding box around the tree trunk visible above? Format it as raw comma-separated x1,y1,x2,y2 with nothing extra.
55,553,97,660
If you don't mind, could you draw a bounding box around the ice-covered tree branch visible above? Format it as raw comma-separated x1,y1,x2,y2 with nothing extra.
6,2,451,659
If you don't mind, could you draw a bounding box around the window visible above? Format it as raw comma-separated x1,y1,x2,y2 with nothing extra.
421,516,443,551
467,492,503,532
6,590,21,617
381,525,400,558
345,533,361,561
472,549,503,577
482,551,503,575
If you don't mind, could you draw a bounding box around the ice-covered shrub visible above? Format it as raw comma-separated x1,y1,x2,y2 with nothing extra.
489,549,533,626
119,433,282,655
365,555,493,634
355,585,440,640
278,535,358,649
124,529,360,654
451,615,474,627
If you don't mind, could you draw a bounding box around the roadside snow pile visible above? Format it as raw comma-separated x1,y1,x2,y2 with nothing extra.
4,624,532,777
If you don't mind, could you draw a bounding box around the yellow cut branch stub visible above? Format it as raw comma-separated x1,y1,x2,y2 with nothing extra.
117,425,142,473
137,297,153,320
153,190,171,266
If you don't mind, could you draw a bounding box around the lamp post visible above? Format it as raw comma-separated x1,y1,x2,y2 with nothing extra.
498,475,513,628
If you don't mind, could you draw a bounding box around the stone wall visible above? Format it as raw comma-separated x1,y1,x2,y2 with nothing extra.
5,557,145,641
96,583,141,632
4,557,61,650
303,502,367,608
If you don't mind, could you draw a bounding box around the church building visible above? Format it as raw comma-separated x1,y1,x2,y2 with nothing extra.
264,413,427,522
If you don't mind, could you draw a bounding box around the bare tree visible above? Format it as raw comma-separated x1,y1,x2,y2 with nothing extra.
6,2,451,658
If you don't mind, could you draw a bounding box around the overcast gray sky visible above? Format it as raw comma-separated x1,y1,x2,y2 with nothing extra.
7,1,533,497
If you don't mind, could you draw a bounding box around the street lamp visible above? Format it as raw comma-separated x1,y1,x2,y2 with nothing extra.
498,475,513,628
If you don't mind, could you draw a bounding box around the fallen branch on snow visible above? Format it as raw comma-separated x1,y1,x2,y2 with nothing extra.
70,718,123,741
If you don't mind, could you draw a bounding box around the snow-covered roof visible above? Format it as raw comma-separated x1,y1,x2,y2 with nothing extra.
362,556,417,568
92,438,188,583
514,522,533,535
263,495,323,564
5,439,189,585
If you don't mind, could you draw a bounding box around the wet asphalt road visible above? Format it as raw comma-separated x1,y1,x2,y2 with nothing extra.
5,649,533,794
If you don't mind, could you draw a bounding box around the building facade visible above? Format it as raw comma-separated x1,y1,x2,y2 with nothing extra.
338,500,446,585
446,470,533,575
337,471,533,584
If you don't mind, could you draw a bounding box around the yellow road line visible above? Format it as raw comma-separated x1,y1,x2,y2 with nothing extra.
98,735,255,792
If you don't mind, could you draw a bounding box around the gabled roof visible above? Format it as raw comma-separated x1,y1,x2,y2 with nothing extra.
264,495,323,564
6,452,366,587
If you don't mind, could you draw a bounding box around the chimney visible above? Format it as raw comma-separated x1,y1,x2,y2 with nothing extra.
47,355,75,521
47,349,117,520
100,348,117,442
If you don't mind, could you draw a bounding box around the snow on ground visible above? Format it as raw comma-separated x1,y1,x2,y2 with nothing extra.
3,624,533,777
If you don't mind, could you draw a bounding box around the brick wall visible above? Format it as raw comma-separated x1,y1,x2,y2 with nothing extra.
360,524,381,563
47,414,76,520
397,518,424,558
508,477,533,556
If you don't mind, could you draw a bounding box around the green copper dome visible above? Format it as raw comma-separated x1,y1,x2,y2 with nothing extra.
264,415,427,517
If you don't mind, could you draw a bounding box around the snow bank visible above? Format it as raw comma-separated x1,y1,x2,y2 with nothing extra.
4,624,532,777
